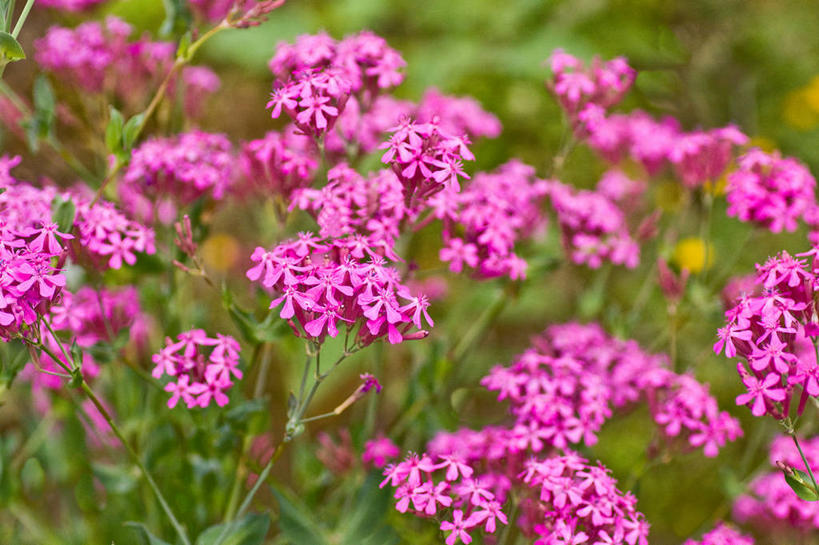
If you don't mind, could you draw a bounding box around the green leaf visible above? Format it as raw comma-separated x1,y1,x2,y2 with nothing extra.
272,487,327,545
159,0,192,38
124,522,173,545
51,196,77,233
177,30,193,59
0,31,24,61
33,75,55,117
122,113,145,150
92,462,138,495
23,75,56,151
339,473,398,545
195,513,270,545
784,468,819,501
105,107,124,154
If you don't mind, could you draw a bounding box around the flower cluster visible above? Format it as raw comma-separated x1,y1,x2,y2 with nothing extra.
380,117,474,201
238,127,318,199
547,180,640,269
152,329,242,409
29,285,148,392
0,224,68,341
734,436,819,531
269,31,405,96
120,130,234,224
416,88,502,140
362,435,400,468
683,524,754,545
668,127,749,189
380,452,507,545
72,196,157,270
578,107,748,188
267,68,353,138
38,0,105,11
715,248,819,419
520,453,649,545
0,164,155,271
547,49,636,122
34,17,219,114
246,234,432,345
482,322,740,457
726,148,817,233
292,165,406,249
437,160,549,279
50,286,147,349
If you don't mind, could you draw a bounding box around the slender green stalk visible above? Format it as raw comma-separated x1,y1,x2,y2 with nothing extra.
790,432,819,495
10,0,34,38
451,286,509,363
81,382,191,545
222,344,270,522
32,338,190,545
91,21,228,204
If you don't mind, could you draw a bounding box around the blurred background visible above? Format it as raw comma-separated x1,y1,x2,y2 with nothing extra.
4,0,819,543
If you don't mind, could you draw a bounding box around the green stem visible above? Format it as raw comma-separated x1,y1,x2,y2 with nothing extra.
791,432,819,495
222,344,269,522
81,382,191,545
10,0,34,38
91,21,228,204
451,285,509,363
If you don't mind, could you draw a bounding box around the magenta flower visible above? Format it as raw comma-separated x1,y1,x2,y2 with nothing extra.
152,330,242,409
736,373,786,416
440,510,473,545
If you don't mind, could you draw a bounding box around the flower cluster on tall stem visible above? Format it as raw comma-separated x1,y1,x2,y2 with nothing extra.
247,233,432,345
715,247,819,419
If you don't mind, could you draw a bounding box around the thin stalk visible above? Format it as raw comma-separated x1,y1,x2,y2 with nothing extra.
34,334,189,543
791,432,819,494
222,344,270,522
451,285,509,364
81,381,191,545
10,0,33,38
91,21,228,204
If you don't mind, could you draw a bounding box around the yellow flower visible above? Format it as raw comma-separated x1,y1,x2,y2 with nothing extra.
671,237,714,274
201,233,241,273
783,88,819,131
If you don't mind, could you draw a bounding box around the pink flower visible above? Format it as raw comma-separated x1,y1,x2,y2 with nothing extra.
440,510,473,545
736,373,786,417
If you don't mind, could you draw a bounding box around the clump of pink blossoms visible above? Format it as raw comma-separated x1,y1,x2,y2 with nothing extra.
715,248,819,419
0,164,156,271
726,148,817,233
267,31,406,139
120,130,234,224
238,126,318,200
292,165,406,249
734,436,819,531
34,17,219,114
152,329,242,409
547,49,636,124
380,451,507,545
246,233,431,345
683,523,754,545
436,160,549,279
380,117,474,201
667,126,748,189
520,453,649,545
547,181,640,269
482,322,740,457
